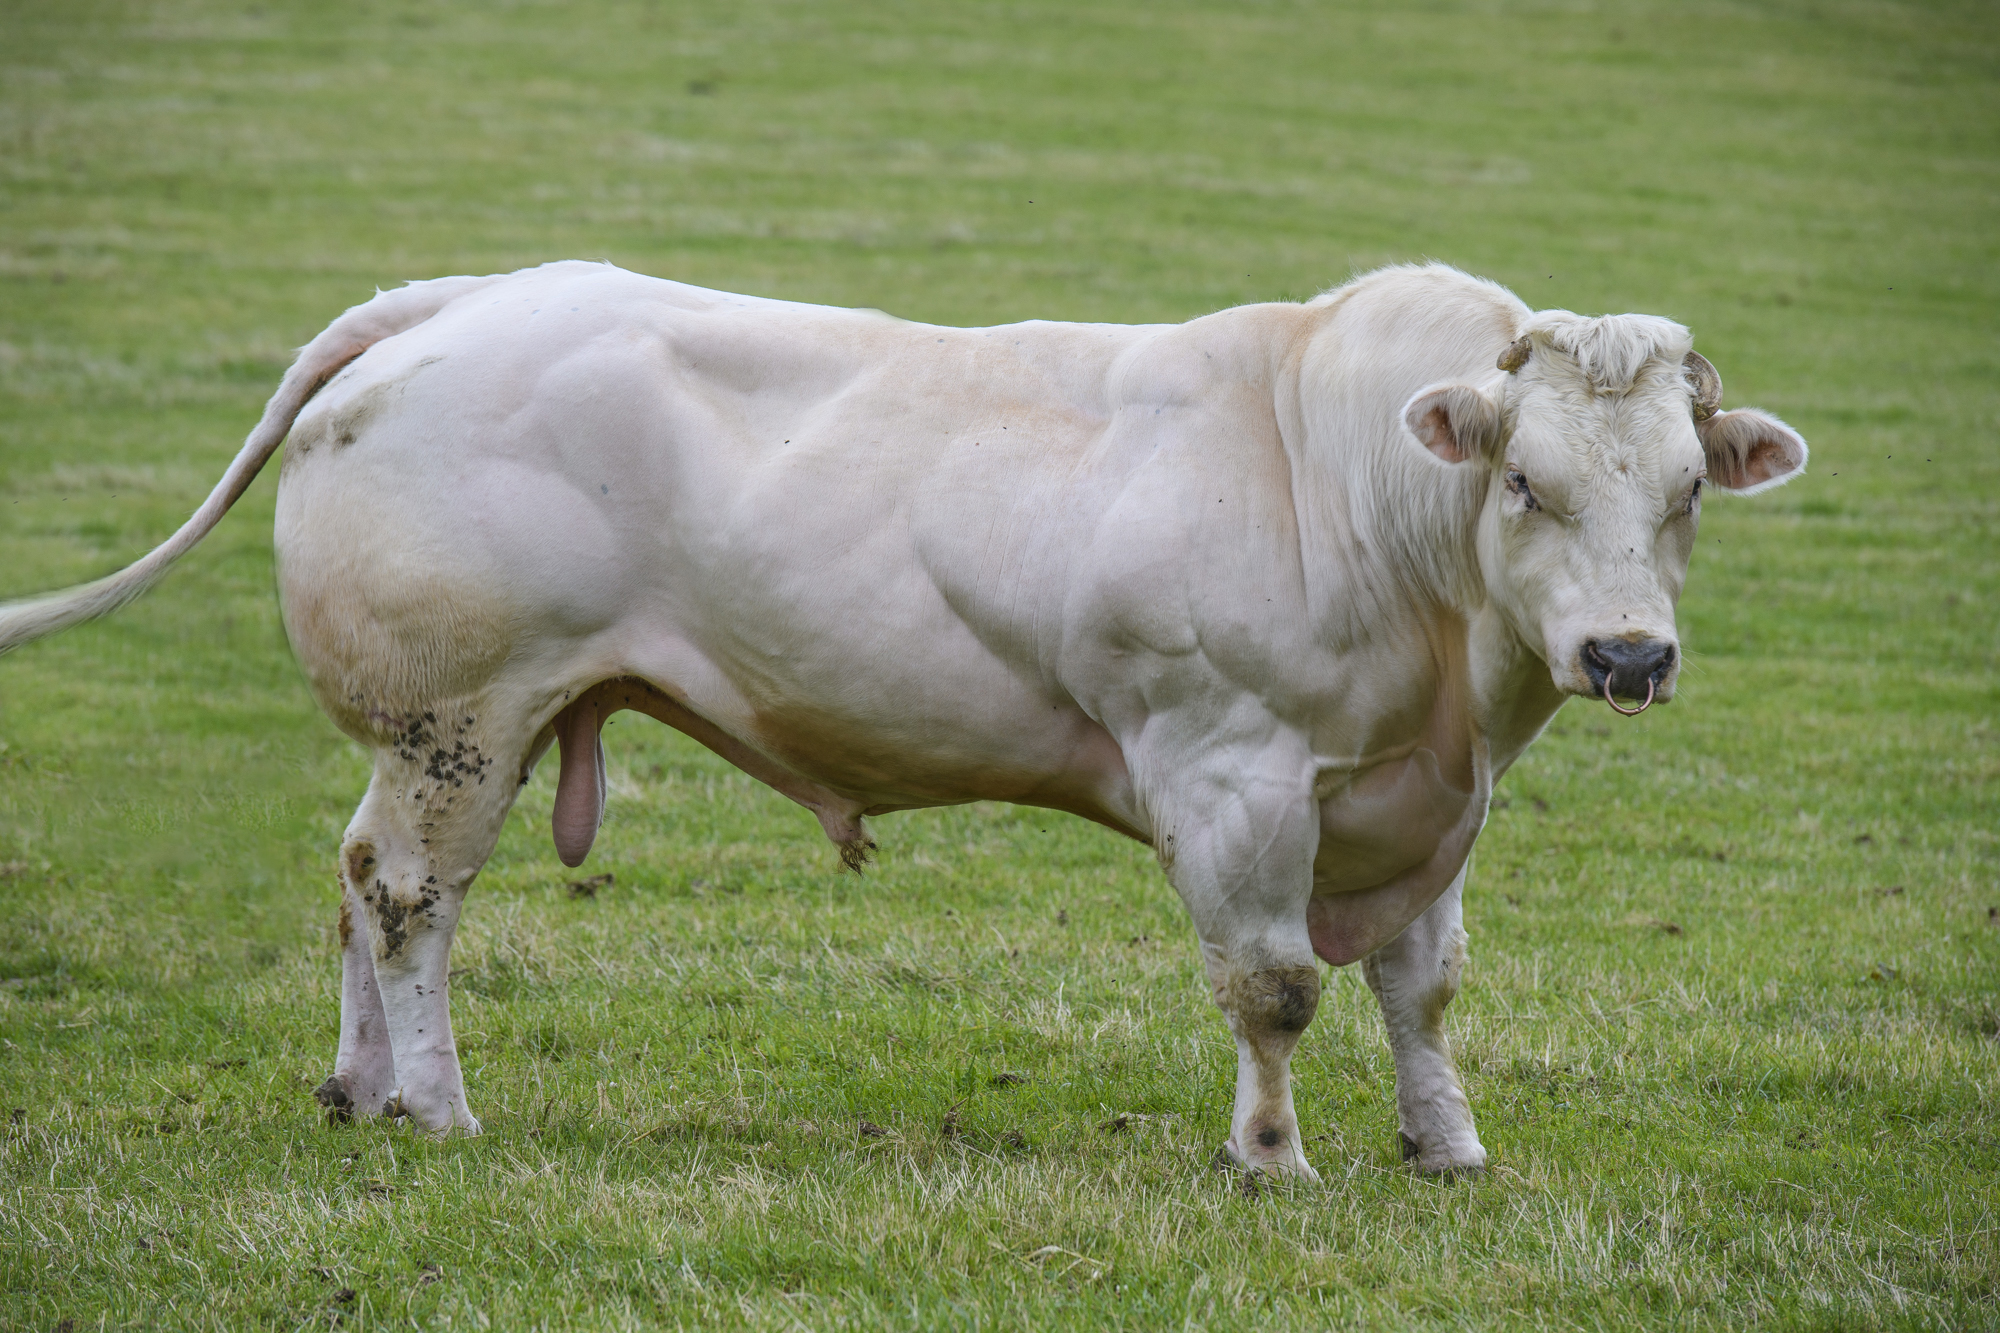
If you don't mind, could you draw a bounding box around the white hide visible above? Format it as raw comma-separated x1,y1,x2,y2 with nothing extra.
0,261,1806,1174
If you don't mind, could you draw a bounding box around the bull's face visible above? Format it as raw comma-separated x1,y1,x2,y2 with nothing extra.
1403,322,1807,707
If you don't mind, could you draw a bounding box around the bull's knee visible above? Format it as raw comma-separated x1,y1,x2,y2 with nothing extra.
343,836,449,967
1224,963,1322,1037
1366,927,1466,1021
364,886,447,966
1437,920,1468,977
1437,932,1467,1004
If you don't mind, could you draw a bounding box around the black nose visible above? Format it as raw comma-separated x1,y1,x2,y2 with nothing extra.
1581,637,1676,700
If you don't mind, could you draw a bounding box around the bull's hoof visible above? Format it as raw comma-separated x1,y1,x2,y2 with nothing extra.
378,1089,481,1137
312,1075,355,1125
1216,1139,1321,1184
1400,1131,1486,1177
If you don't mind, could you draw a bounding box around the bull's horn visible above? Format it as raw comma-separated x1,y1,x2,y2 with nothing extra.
1497,336,1532,373
1683,350,1722,421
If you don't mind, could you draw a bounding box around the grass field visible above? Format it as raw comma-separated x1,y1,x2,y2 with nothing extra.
2,0,1997,1328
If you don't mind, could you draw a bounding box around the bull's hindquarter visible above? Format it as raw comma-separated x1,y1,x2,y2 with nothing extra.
273,263,1546,1174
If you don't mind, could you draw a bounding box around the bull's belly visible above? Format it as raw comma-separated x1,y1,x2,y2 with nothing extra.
615,610,1137,826
733,693,1140,829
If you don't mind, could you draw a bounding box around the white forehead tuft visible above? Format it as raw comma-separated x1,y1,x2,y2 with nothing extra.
1521,310,1692,396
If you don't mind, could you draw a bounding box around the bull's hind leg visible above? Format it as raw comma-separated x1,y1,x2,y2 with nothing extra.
312,878,396,1123
327,707,527,1135
1363,868,1486,1175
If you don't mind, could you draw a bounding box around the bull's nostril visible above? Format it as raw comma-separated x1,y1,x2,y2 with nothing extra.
1584,636,1675,700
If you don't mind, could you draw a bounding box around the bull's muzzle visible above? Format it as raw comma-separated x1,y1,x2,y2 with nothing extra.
1581,637,1676,715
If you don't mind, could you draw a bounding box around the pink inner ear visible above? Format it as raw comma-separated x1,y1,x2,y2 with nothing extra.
1419,404,1466,463
1740,437,1790,487
1703,409,1807,491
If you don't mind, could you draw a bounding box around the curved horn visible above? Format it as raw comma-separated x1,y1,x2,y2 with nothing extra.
1497,335,1532,373
1683,350,1722,421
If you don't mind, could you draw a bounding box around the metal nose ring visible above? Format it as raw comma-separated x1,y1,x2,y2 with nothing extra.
1603,676,1655,716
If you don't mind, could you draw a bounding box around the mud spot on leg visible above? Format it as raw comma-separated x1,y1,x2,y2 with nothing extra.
838,837,878,873
313,1075,355,1125
1232,964,1322,1034
342,841,377,891
373,889,412,958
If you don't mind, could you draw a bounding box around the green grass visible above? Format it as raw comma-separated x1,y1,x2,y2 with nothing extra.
2,0,1997,1327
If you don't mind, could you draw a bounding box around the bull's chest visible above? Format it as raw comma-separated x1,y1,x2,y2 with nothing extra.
1310,738,1488,895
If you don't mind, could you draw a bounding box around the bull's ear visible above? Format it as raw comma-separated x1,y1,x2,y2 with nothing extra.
1698,408,1808,494
1402,383,1502,464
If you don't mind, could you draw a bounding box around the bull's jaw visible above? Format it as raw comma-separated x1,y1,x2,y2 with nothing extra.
1466,604,1570,756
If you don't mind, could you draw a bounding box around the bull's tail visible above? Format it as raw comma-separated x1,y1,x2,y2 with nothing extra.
0,274,504,657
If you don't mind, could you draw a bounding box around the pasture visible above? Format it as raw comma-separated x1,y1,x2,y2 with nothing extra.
1,0,1996,1327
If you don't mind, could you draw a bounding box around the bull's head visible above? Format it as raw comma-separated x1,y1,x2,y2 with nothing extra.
1401,313,1807,709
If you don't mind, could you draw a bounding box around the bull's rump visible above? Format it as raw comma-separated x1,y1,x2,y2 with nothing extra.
274,262,1150,824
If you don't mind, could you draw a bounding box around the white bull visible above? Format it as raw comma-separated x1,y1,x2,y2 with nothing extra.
0,261,1805,1177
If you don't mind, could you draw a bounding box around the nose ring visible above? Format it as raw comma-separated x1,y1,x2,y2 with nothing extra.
1604,677,1655,716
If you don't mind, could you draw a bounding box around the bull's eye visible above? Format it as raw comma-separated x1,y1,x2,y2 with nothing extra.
1683,477,1703,516
1505,468,1539,511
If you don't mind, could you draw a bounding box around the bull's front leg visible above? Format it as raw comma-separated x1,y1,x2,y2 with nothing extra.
1206,943,1322,1180
1155,745,1323,1180
1362,867,1486,1174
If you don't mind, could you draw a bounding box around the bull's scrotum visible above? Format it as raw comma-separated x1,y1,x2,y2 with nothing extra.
0,262,1806,1178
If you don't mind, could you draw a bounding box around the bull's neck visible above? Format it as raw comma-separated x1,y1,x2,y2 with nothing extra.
1277,376,1490,656
1280,409,1562,758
